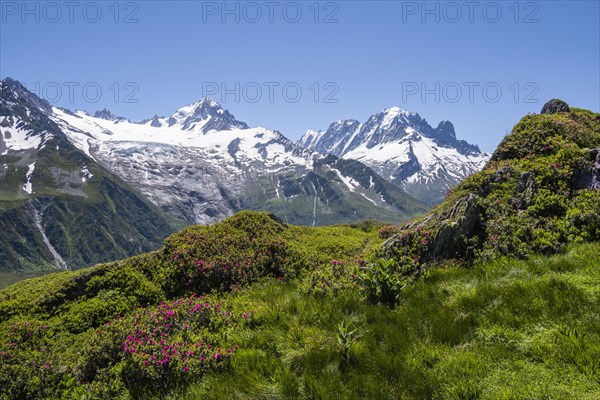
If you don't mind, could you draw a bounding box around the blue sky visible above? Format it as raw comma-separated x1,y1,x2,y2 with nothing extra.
1,0,598,152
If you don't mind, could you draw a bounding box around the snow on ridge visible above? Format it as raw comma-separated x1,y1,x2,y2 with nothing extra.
339,123,362,154
344,139,412,164
332,168,360,192
51,107,313,172
54,107,256,145
168,97,222,123
0,117,43,154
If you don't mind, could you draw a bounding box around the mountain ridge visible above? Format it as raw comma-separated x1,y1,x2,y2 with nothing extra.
298,107,490,204
34,78,428,227
0,78,180,271
1,77,428,272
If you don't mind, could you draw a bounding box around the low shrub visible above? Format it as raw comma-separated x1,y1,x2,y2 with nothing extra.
377,225,401,239
357,259,406,306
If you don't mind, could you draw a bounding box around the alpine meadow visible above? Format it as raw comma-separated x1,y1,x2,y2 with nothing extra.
1,1,599,399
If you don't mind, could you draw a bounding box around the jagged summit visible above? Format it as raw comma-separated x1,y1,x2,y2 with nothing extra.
298,106,489,204
434,120,456,140
1,77,53,114
94,108,128,122
130,96,250,133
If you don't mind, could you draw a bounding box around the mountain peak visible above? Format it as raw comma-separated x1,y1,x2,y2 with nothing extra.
434,120,456,140
196,96,222,109
381,106,416,117
93,108,127,121
167,97,249,132
173,97,223,118
330,119,360,129
0,77,53,113
298,105,489,204
1,77,20,88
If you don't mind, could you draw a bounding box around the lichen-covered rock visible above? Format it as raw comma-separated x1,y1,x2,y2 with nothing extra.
383,194,482,265
426,194,482,261
515,171,536,209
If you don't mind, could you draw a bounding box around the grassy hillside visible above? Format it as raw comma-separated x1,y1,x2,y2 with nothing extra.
0,211,598,399
167,243,600,400
0,212,385,399
0,174,180,272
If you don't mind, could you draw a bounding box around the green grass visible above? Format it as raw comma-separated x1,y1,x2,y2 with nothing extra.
0,212,598,399
3,105,599,399
153,243,600,400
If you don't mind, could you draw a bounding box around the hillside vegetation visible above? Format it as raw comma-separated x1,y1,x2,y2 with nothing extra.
0,211,598,399
0,101,599,399
384,102,600,272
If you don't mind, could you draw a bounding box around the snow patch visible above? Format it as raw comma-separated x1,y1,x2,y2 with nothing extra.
0,119,43,154
332,168,360,191
22,162,35,194
81,166,93,183
359,192,377,205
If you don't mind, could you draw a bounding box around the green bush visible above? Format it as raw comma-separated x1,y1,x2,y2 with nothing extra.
357,259,406,306
299,259,360,297
377,225,401,239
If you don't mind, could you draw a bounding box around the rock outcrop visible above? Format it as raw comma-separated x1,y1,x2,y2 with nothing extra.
574,148,600,190
541,99,570,114
384,194,482,263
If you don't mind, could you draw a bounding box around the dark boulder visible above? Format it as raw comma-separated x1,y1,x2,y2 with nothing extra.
541,99,570,114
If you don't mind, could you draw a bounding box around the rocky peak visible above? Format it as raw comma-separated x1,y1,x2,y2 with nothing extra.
0,77,53,114
95,108,116,120
541,99,570,114
434,121,456,140
168,97,249,132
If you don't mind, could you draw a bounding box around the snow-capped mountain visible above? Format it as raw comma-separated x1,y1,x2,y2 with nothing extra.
136,97,249,132
298,107,490,204
48,98,426,226
50,104,307,224
0,79,421,228
0,77,429,271
0,78,175,271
